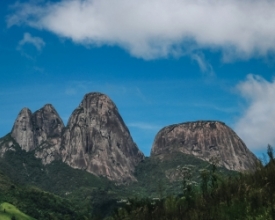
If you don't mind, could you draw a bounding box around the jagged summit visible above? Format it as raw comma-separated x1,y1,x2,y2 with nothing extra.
7,92,144,182
11,104,64,152
11,107,34,152
61,92,144,182
151,120,257,171
3,93,258,182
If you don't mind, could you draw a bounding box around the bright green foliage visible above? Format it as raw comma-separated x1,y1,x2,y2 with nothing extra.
0,202,34,220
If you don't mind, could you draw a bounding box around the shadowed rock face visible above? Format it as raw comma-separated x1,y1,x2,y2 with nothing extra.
61,92,144,182
151,121,257,171
32,104,65,164
11,108,34,152
11,104,65,164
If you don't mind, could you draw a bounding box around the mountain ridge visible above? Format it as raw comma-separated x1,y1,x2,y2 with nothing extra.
6,92,144,182
1,92,257,184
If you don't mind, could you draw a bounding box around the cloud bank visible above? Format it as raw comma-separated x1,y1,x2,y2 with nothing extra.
7,0,275,59
235,74,275,150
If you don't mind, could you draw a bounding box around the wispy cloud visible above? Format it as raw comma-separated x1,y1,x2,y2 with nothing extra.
7,0,275,60
234,74,275,150
191,52,214,76
17,32,45,51
135,87,152,104
128,122,161,131
193,103,237,114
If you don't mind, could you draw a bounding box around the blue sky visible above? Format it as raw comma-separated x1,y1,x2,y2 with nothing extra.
1,0,275,158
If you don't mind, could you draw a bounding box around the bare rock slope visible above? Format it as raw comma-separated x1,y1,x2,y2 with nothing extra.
61,93,144,182
11,104,65,164
6,92,144,182
151,121,257,171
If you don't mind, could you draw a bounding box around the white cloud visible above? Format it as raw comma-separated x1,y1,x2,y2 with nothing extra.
18,32,45,51
7,0,275,59
191,52,214,75
234,74,275,150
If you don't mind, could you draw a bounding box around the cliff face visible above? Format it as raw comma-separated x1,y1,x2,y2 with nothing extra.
10,104,65,164
61,93,144,182
32,104,65,164
8,92,144,182
151,121,257,171
11,108,34,152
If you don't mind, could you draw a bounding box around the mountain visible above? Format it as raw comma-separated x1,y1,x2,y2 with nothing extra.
61,92,144,182
5,92,144,182
11,104,65,165
151,121,257,171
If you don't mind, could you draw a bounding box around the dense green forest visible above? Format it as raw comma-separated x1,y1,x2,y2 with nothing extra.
1,133,274,219
112,145,275,220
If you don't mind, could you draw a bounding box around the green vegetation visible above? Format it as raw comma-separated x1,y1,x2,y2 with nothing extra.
0,169,91,219
111,145,275,220
129,153,234,198
2,134,275,219
0,202,34,220
0,134,235,218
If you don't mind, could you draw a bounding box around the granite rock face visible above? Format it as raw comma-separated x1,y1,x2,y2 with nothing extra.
32,104,65,164
8,93,144,182
11,108,34,152
0,135,17,157
11,104,65,164
151,121,257,171
61,93,144,182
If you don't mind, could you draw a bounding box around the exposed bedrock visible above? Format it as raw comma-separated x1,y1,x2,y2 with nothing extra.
151,121,257,171
61,92,144,182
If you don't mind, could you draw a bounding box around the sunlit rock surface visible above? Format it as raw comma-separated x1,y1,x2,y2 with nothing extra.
11,108,34,152
151,121,257,171
61,92,144,182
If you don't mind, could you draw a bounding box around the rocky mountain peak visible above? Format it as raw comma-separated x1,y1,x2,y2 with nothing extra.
32,104,64,145
7,92,144,182
10,105,64,157
11,107,34,152
151,120,257,171
61,92,144,182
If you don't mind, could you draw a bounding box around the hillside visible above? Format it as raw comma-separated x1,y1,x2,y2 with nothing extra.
112,146,274,220
0,133,238,219
0,164,89,219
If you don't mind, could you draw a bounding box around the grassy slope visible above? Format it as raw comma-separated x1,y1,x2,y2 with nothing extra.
0,158,90,219
0,202,35,220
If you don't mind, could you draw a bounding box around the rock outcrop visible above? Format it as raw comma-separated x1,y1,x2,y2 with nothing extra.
8,92,144,182
11,104,65,164
0,135,17,157
32,104,65,164
61,92,144,182
151,121,257,171
11,108,34,152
